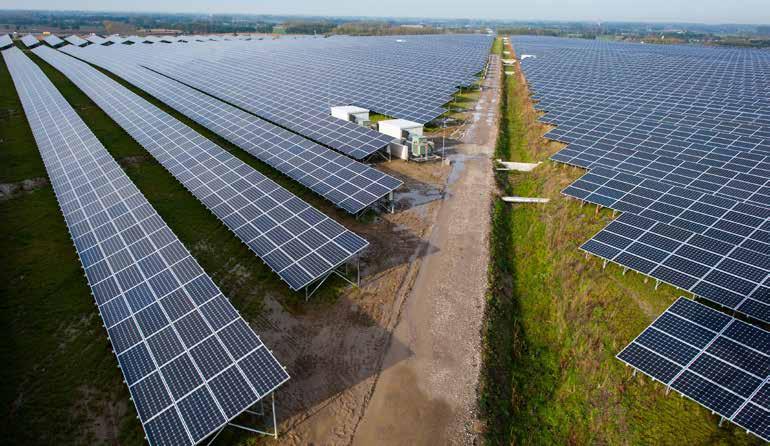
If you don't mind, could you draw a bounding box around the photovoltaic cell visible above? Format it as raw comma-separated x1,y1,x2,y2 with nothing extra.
43,35,64,47
21,34,40,48
581,212,769,322
69,34,493,158
3,46,288,446
618,297,770,442
60,44,403,214
34,45,368,291
65,35,89,47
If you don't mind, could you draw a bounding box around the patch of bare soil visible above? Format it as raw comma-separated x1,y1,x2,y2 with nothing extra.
0,177,48,201
260,158,452,445
73,385,129,445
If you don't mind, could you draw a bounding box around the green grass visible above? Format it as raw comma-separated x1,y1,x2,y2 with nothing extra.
368,112,394,124
0,44,356,445
479,37,761,446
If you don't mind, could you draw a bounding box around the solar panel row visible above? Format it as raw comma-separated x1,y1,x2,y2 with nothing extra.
65,34,89,47
85,34,108,45
581,212,769,322
0,34,13,49
21,34,40,48
511,36,770,440
60,44,403,214
43,34,65,47
105,34,490,122
618,297,770,441
511,36,770,308
79,34,492,158
146,34,491,123
140,53,395,159
34,46,369,291
2,46,289,446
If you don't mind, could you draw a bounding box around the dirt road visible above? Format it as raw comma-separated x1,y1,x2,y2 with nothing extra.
352,55,501,445
261,56,500,446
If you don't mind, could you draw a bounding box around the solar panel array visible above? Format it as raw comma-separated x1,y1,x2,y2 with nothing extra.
65,35,89,47
34,46,369,291
73,34,492,159
3,46,288,446
60,44,403,214
617,298,770,441
510,36,770,440
85,34,107,45
0,34,12,49
105,34,126,44
567,167,769,321
43,35,64,47
21,34,39,48
510,36,770,315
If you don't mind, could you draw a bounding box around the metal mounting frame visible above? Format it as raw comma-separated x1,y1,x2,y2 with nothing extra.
304,255,361,300
206,393,279,445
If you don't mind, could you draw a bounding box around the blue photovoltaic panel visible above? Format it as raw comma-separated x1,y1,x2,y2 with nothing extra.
85,34,107,45
511,36,770,330
618,297,770,442
34,46,368,291
21,34,40,48
580,211,769,323
3,46,288,446
74,34,493,158
65,35,89,47
60,44,403,214
0,34,14,49
43,35,65,47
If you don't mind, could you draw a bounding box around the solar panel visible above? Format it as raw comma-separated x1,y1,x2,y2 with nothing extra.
82,35,492,158
551,143,770,207
34,46,368,291
3,46,289,446
511,35,770,328
105,34,126,44
618,297,770,442
581,212,769,322
43,35,64,47
21,34,40,48
65,35,89,47
61,44,403,214
144,56,394,159
85,34,107,45
0,34,12,49
564,167,770,243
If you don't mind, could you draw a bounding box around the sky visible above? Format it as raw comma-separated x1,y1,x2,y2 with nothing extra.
2,0,770,25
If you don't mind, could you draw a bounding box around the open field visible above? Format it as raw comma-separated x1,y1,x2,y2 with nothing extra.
479,37,762,445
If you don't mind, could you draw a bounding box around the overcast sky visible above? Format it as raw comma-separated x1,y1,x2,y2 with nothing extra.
2,0,770,25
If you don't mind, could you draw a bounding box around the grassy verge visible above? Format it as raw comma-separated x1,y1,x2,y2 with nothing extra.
0,44,354,445
479,38,760,445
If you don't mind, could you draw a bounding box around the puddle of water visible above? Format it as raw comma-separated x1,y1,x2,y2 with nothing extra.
446,154,468,186
398,188,444,208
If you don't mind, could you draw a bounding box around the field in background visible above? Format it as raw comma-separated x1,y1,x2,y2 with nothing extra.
479,37,760,445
